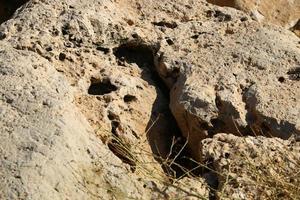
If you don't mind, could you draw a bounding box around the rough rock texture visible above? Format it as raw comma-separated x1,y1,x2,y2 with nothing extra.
202,134,300,199
0,0,210,199
155,6,300,161
0,41,156,199
0,0,299,199
207,0,300,30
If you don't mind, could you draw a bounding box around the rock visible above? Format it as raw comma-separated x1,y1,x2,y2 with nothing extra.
207,0,300,30
155,6,300,161
0,0,299,198
0,41,154,199
0,0,211,198
201,133,300,199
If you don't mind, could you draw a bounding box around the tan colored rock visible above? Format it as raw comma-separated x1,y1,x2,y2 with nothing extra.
207,0,300,30
201,133,300,199
0,41,153,199
0,0,212,199
154,6,300,161
0,0,299,198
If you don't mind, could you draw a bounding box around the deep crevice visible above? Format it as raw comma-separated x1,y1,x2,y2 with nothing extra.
113,42,197,178
0,0,29,24
111,42,232,200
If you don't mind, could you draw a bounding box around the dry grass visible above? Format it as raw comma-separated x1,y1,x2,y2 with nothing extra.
97,119,300,200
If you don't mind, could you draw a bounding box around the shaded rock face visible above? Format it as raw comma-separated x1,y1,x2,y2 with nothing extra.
292,19,300,37
0,0,299,199
0,0,29,24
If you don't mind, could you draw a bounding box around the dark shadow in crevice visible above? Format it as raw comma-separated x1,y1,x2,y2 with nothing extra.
206,0,235,7
88,77,118,95
0,0,29,24
113,43,198,178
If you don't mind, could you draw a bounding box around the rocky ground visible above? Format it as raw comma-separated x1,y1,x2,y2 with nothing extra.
0,0,299,199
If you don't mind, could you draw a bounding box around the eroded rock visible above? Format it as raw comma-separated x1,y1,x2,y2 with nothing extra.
155,6,300,161
0,0,299,198
201,133,300,199
207,0,300,30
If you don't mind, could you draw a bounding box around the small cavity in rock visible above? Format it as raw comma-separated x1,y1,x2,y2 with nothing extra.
166,38,174,45
96,46,110,54
152,21,178,29
59,53,66,61
287,67,300,81
124,95,137,103
0,32,6,40
278,76,285,83
88,78,118,95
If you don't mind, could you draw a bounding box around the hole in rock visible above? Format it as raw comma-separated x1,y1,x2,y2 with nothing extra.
278,76,285,83
123,94,137,103
88,78,118,95
166,38,174,45
113,44,155,68
0,0,29,24
110,120,120,135
96,46,110,54
152,21,178,29
59,52,66,61
206,0,235,7
191,34,199,39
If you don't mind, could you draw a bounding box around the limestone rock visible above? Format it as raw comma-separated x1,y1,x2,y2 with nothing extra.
0,41,153,199
207,0,300,30
0,0,299,199
0,0,211,199
155,6,300,161
201,133,300,199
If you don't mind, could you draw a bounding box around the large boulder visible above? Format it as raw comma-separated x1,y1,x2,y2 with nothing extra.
154,6,300,161
0,0,211,199
0,0,299,198
0,41,153,199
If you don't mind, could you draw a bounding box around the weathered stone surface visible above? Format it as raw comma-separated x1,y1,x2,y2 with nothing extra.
207,0,300,30
201,133,300,199
0,0,211,199
155,6,300,161
0,0,299,199
0,41,152,199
